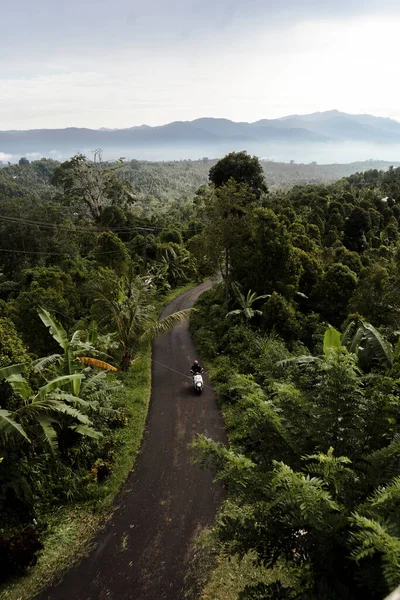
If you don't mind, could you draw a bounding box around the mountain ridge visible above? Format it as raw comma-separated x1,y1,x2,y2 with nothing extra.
2,111,400,163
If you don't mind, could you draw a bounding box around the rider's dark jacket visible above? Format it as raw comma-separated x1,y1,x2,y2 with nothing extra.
191,363,203,374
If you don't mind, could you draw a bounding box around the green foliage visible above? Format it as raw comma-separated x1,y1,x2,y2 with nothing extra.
88,271,191,369
262,293,300,344
209,151,268,199
0,317,29,368
191,287,400,598
52,154,134,221
226,282,270,322
4,149,400,596
323,326,341,354
94,231,130,275
314,262,358,326
342,317,393,370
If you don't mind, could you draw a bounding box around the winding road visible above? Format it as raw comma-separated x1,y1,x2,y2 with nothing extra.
37,280,226,600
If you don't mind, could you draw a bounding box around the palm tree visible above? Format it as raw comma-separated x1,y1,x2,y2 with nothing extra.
88,273,191,370
148,245,194,292
226,282,270,322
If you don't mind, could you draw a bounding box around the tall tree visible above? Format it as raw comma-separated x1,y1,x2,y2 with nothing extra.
198,179,256,303
52,154,135,222
209,151,268,199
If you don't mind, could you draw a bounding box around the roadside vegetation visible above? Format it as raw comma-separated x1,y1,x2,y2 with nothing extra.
0,156,198,598
189,153,400,599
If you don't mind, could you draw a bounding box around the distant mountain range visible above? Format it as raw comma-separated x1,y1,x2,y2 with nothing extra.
3,110,400,163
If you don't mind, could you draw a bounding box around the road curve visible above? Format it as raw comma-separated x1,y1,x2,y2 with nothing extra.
37,280,226,600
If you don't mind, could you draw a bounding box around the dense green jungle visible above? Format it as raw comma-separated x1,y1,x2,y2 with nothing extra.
1,151,400,599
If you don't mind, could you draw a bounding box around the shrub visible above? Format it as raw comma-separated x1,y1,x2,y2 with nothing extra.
0,527,43,582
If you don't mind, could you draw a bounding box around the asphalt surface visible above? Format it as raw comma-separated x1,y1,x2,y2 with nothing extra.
37,280,226,600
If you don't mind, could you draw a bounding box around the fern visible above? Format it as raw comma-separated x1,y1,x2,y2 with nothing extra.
349,514,400,591
302,447,355,495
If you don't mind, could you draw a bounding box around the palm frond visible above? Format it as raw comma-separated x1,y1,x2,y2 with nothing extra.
139,309,192,342
48,401,91,425
88,403,122,418
51,391,90,409
80,370,108,395
276,355,323,368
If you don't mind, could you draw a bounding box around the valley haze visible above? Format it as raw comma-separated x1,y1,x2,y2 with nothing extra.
2,110,400,164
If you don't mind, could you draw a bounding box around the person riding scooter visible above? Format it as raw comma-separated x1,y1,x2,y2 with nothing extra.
190,360,203,375
190,360,204,394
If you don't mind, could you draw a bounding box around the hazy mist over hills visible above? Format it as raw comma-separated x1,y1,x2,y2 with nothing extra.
3,110,400,164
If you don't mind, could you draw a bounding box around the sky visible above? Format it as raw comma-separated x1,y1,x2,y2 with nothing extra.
2,0,400,130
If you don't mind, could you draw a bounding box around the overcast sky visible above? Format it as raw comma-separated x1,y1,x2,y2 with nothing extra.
2,0,400,129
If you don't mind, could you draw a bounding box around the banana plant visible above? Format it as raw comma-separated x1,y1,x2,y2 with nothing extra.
35,308,117,396
0,363,101,451
277,321,392,372
342,317,393,371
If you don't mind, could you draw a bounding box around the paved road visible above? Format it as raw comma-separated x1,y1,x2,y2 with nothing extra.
37,281,226,600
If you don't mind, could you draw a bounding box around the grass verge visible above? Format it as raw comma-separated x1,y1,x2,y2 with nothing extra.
0,282,196,600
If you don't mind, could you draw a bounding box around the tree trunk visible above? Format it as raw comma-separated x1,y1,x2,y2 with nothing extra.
120,348,133,371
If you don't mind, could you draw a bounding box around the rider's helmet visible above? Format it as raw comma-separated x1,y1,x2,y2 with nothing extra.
194,360,199,365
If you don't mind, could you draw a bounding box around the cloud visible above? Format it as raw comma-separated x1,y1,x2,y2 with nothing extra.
3,0,400,63
2,14,400,129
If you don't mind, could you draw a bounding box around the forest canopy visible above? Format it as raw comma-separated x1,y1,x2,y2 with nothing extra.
1,151,400,598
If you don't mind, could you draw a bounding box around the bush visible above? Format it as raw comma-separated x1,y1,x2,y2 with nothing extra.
0,527,43,582
239,581,295,600
262,293,301,345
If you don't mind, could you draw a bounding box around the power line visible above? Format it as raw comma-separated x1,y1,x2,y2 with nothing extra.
0,215,162,234
0,240,147,257
0,214,203,235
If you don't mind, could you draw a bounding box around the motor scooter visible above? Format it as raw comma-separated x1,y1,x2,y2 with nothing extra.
190,369,204,394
